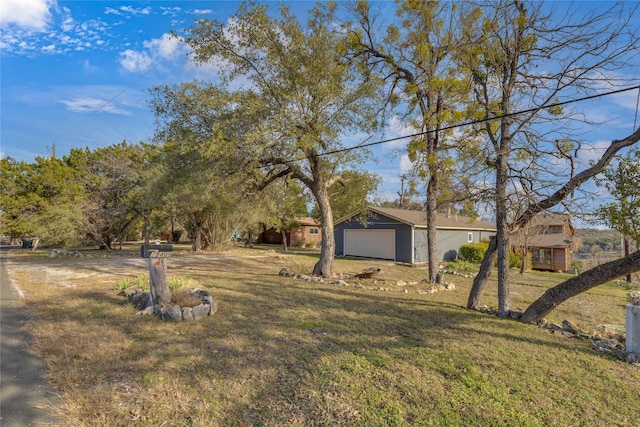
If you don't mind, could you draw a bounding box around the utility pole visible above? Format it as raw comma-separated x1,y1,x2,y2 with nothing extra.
398,174,407,208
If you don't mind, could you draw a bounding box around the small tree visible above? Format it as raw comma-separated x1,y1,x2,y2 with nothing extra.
597,148,640,282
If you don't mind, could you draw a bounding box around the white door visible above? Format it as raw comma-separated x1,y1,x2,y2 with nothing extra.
344,229,395,260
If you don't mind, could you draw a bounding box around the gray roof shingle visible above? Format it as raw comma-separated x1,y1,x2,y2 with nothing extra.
336,206,496,231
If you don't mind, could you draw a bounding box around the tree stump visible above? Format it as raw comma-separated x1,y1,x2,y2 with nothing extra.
148,258,171,310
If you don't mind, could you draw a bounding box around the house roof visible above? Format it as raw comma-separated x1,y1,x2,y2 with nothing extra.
525,233,574,248
511,213,575,248
335,206,497,231
296,217,320,227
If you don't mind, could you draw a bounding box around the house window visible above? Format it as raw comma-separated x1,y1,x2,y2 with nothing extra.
467,232,473,243
309,227,319,235
532,248,552,265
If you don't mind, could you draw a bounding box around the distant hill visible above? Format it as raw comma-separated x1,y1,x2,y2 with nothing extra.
573,228,621,259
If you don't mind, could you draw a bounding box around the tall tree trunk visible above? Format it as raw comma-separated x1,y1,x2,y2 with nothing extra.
519,247,528,274
425,170,439,283
623,235,631,282
520,250,640,324
495,152,511,317
192,212,203,252
281,226,288,253
312,184,335,278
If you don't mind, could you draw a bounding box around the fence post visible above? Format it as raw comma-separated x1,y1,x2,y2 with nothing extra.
626,305,640,354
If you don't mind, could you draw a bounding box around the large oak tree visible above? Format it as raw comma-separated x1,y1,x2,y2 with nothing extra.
175,1,381,277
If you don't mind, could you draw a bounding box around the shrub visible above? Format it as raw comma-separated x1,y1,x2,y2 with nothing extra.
571,259,583,274
114,275,150,292
459,243,489,263
444,259,477,273
168,275,193,291
509,251,532,270
114,275,193,293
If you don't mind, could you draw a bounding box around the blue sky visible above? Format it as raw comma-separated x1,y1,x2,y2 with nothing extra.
1,1,639,211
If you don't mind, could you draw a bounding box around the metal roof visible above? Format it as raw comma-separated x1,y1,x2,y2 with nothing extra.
335,206,497,231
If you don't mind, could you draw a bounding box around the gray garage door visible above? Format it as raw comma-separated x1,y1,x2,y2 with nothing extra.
344,229,395,260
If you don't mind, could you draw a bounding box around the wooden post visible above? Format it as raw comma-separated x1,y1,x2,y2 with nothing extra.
148,258,171,310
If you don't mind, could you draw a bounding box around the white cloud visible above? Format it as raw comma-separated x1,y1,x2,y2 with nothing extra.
160,6,182,16
0,0,55,31
119,33,187,73
384,115,416,150
194,9,213,15
119,6,151,16
119,49,153,72
59,97,130,115
144,33,181,58
399,154,414,172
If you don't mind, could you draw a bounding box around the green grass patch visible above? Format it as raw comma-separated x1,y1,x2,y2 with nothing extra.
114,275,195,293
5,248,639,426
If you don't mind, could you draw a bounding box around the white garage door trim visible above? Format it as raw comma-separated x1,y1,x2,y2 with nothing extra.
344,229,396,260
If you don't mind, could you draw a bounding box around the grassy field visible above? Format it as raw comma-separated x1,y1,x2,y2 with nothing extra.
5,245,639,426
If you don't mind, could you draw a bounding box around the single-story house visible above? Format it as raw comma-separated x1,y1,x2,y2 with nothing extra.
512,213,577,273
334,206,497,263
258,217,322,247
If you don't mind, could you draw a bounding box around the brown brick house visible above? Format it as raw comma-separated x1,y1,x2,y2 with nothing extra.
258,217,321,247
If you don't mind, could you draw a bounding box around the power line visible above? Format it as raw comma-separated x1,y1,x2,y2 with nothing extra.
282,84,640,163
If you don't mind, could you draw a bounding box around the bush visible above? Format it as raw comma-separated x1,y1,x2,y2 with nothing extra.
444,259,477,273
509,251,532,270
459,243,489,263
114,275,193,293
571,259,583,274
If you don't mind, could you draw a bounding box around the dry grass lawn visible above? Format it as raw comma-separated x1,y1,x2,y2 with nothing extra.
4,245,640,426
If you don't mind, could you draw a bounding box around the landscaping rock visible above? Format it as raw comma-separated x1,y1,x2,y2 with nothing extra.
509,309,523,320
562,320,578,334
136,306,154,316
120,285,144,298
130,292,151,310
192,304,210,320
626,352,640,363
209,298,218,315
161,305,183,321
182,307,195,321
613,349,628,361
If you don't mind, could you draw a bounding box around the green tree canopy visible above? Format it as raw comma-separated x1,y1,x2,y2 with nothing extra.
158,1,382,276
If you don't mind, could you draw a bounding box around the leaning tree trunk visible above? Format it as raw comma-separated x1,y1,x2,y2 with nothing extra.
520,250,640,324
467,237,498,309
312,184,335,278
519,247,528,274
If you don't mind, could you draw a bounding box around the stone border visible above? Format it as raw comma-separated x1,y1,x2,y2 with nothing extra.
119,286,217,321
